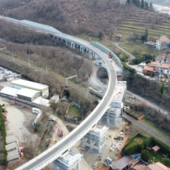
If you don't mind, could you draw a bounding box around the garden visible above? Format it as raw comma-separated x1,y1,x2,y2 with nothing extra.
67,106,82,121
123,133,170,168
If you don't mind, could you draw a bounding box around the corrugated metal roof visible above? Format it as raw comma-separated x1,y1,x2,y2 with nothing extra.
6,142,18,151
33,97,50,107
7,151,20,161
21,20,62,34
6,135,18,145
0,87,20,97
17,88,40,98
11,79,48,90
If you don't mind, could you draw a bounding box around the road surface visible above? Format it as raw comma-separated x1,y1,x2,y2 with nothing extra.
114,42,135,60
123,113,170,147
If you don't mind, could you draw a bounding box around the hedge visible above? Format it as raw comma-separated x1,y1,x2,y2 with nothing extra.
0,106,7,166
124,134,170,157
122,62,136,74
124,110,138,120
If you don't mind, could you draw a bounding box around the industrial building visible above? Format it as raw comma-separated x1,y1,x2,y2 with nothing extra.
17,88,40,101
11,79,49,98
0,87,20,97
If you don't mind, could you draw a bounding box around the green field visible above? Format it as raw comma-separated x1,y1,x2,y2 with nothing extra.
126,137,144,149
67,106,81,120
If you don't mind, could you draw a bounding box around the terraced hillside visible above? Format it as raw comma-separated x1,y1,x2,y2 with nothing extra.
116,14,170,41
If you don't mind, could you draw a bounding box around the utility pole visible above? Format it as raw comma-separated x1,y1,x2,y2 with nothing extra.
46,66,50,73
66,75,78,87
28,58,30,68
12,53,15,62
28,58,33,68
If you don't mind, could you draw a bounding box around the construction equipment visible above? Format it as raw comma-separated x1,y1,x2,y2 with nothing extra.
108,52,112,58
58,129,63,137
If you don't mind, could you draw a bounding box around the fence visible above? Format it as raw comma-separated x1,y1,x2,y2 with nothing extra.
90,41,122,67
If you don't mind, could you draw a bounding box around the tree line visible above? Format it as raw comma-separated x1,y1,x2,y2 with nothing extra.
127,0,153,10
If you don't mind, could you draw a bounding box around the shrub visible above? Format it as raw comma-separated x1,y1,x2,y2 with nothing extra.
122,62,136,74
141,150,150,162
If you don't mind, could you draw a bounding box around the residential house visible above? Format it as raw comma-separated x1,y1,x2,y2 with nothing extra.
156,36,170,51
148,162,170,170
143,65,156,76
133,165,151,170
133,162,169,170
155,54,168,63
148,62,170,75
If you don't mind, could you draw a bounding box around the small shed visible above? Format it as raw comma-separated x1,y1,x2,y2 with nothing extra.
7,151,20,162
50,94,59,104
5,142,18,152
17,88,40,101
152,145,160,153
6,135,18,145
110,156,133,170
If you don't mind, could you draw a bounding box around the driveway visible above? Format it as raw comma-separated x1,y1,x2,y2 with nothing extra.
114,42,135,60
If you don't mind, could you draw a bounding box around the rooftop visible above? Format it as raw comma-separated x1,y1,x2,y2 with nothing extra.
156,162,170,170
11,79,48,90
0,87,20,97
33,96,50,107
143,65,156,72
110,156,133,169
152,145,160,152
148,62,170,69
17,88,39,98
158,36,170,42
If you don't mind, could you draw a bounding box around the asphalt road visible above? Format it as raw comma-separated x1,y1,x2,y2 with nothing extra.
114,42,135,60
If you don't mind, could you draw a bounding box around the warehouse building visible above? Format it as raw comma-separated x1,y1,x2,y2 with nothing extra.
17,88,41,101
11,79,49,98
0,87,20,97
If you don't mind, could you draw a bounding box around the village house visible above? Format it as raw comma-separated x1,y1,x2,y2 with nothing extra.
156,36,170,51
155,53,169,64
143,62,170,76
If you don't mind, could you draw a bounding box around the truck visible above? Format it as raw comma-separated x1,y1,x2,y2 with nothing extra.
58,129,63,137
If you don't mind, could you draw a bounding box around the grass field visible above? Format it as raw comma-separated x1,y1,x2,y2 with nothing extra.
67,106,81,120
127,137,144,149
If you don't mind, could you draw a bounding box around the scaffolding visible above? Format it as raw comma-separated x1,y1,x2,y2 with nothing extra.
101,81,126,128
81,125,108,153
53,151,82,170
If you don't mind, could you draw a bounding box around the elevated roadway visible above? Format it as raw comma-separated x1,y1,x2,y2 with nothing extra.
0,17,119,170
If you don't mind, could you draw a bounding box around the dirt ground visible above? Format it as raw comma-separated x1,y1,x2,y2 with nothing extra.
0,98,37,145
71,121,129,170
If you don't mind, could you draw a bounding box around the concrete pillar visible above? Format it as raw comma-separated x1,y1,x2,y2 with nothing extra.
88,51,92,59
107,113,110,125
66,40,68,45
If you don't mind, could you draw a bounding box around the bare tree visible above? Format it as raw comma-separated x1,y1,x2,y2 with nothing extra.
107,26,116,40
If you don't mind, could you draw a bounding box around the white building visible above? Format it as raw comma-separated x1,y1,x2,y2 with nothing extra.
156,36,170,51
148,62,170,75
11,79,49,98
